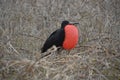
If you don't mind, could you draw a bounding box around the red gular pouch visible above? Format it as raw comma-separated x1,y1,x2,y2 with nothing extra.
63,24,79,50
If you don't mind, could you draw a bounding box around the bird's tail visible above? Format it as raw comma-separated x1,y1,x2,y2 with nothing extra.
41,48,45,53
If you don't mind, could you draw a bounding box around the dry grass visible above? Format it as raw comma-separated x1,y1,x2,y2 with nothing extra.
0,0,120,80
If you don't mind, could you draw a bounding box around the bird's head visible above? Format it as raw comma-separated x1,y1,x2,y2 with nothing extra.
61,20,79,28
61,20,69,28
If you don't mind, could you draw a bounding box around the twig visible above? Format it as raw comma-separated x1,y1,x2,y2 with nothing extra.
84,60,109,80
7,41,20,55
75,45,92,48
91,67,109,80
40,45,58,59
18,33,41,39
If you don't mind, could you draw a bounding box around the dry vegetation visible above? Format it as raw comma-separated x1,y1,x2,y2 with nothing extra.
0,0,120,80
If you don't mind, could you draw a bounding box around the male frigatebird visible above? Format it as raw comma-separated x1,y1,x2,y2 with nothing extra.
41,20,79,53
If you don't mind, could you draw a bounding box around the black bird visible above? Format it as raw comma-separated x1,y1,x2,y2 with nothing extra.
41,20,79,53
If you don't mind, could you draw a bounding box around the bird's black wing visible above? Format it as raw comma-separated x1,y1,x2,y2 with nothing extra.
41,29,65,53
47,30,57,39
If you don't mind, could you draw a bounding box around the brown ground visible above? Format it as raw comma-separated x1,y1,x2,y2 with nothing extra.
0,0,120,80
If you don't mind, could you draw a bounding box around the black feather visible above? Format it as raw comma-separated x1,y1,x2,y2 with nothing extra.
41,29,65,53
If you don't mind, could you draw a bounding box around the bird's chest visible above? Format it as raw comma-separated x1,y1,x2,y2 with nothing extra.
63,25,78,50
